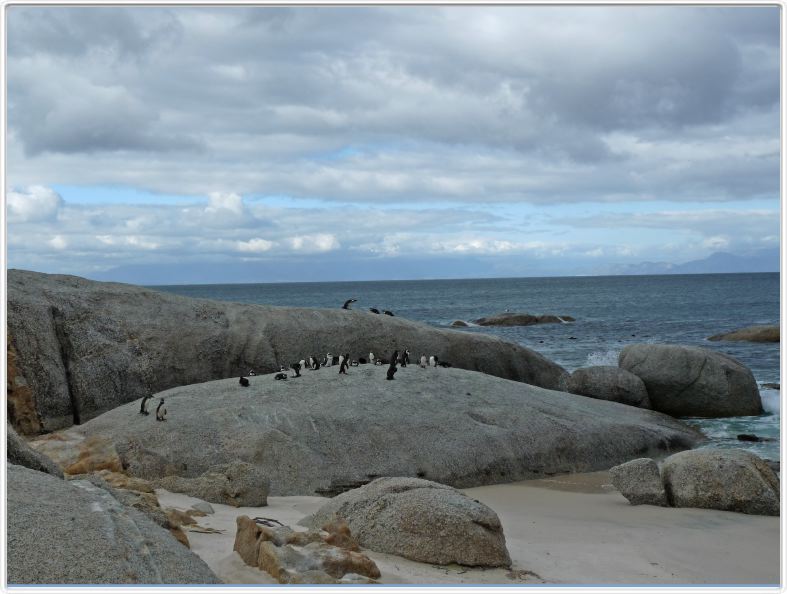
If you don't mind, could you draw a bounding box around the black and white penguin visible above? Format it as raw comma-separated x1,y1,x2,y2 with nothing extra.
342,299,358,310
155,399,167,421
438,361,452,368
239,376,250,387
398,349,409,367
139,394,151,415
351,360,359,367
429,355,436,367
274,373,288,380
248,369,256,377
386,350,399,380
383,310,394,316
338,354,345,369
339,355,349,374
369,352,375,365
290,362,302,377
369,308,380,314
312,356,321,370
299,359,307,370
420,354,428,368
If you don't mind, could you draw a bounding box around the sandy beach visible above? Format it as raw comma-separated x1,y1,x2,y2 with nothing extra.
157,470,779,586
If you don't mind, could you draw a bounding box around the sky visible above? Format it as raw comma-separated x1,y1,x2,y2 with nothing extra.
5,6,781,283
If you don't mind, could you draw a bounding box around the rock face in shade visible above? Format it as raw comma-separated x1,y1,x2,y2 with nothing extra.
7,269,568,431
661,449,780,516
472,313,575,326
708,325,779,343
302,477,511,567
609,458,668,506
619,344,762,418
567,366,651,409
7,423,63,478
6,463,222,584
37,366,702,496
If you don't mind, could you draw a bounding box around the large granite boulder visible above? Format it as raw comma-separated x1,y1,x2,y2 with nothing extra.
7,423,63,477
661,449,779,516
708,325,779,343
32,366,701,495
473,313,574,326
7,463,222,584
155,460,269,507
7,269,568,431
302,477,511,567
619,344,762,417
567,366,651,409
609,458,668,506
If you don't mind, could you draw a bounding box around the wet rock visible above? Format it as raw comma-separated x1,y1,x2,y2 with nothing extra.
473,313,574,326
708,325,779,343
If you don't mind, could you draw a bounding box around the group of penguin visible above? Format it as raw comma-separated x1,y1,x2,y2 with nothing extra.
138,395,168,421
343,298,394,316
238,349,451,386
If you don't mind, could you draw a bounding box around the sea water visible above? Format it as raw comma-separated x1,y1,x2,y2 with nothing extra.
153,273,781,462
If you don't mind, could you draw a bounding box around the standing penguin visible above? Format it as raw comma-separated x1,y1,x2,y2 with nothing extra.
369,352,375,365
429,355,436,367
155,399,167,421
339,355,349,374
420,354,428,368
299,359,307,370
386,350,399,380
290,362,302,377
325,353,332,367
342,299,358,310
139,394,152,415
338,354,345,369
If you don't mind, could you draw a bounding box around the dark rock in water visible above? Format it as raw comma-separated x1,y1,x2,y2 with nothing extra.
619,344,762,418
48,366,702,496
661,449,779,516
6,463,222,584
7,269,568,431
737,434,762,442
301,477,511,567
473,313,574,327
450,320,469,327
7,423,63,478
761,383,780,390
567,366,651,409
708,325,779,343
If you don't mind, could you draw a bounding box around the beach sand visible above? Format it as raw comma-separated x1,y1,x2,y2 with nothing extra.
156,470,779,585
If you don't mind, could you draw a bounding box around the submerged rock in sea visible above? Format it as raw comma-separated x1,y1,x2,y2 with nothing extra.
567,366,651,409
708,325,779,343
302,477,511,567
619,344,762,418
450,320,469,327
37,365,702,496
609,458,667,506
155,460,269,507
7,463,222,584
661,449,780,516
472,313,575,326
7,269,568,432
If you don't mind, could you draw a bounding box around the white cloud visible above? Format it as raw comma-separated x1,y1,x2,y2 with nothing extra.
7,185,63,222
236,238,274,252
48,235,67,250
286,234,340,253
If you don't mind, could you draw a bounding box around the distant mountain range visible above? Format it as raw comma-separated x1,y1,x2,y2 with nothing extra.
604,249,780,276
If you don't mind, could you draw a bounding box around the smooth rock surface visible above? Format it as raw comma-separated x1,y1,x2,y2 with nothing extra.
7,422,63,477
302,477,512,567
708,325,779,343
567,366,651,409
7,463,222,584
7,269,568,431
37,366,701,496
661,449,779,516
609,458,668,506
473,313,574,326
619,344,762,417
155,461,269,507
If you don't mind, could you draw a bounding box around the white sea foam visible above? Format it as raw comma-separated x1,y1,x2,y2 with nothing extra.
760,389,780,414
585,349,621,367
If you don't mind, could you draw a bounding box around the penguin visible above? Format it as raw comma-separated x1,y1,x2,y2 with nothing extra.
338,354,345,369
339,355,349,374
351,360,359,367
155,399,167,421
429,355,435,367
369,352,375,365
369,308,380,314
248,369,256,377
274,373,288,380
279,365,287,373
312,356,321,370
342,299,358,310
139,394,151,415
420,354,428,368
299,359,307,370
383,310,394,316
399,349,410,367
438,361,452,368
386,350,399,380
290,362,301,377
324,353,332,367
239,376,250,387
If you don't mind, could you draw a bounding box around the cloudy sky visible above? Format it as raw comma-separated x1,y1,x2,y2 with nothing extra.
6,6,780,283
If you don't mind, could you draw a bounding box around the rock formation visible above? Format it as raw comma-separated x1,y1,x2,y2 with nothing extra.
30,366,701,496
155,461,269,507
708,325,779,343
619,344,762,417
608,458,668,506
302,477,511,567
472,313,575,326
567,366,651,409
7,463,222,584
7,269,568,432
7,422,63,478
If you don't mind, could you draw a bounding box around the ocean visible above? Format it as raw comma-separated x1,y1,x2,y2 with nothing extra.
153,272,781,462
